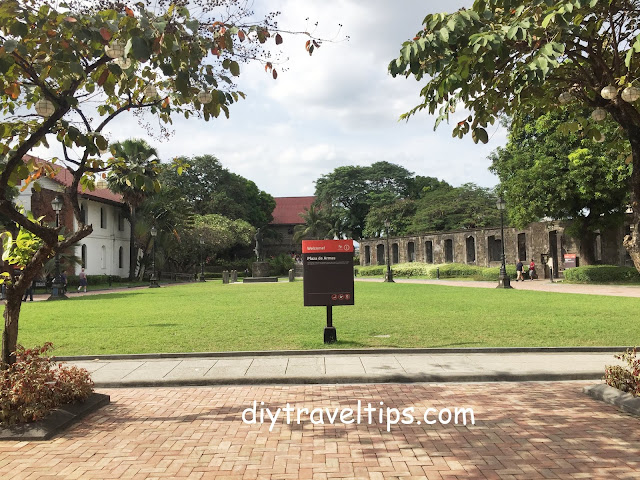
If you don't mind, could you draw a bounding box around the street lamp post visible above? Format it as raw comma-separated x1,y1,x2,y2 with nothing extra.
149,226,159,288
384,219,394,283
48,195,67,300
496,197,512,289
199,238,206,282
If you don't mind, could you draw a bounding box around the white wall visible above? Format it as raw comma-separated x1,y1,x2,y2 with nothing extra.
74,199,130,277
15,178,131,278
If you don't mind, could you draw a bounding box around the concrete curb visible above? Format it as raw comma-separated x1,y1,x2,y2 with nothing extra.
54,346,633,362
93,371,604,388
583,384,640,416
0,393,110,441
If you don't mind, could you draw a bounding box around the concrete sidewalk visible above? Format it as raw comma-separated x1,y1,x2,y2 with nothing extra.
63,349,624,387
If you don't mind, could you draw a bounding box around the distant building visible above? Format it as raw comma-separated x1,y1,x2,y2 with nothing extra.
266,196,315,256
14,157,130,277
359,219,634,278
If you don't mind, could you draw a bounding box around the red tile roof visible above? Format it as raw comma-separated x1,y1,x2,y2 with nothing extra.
25,155,124,204
271,196,316,225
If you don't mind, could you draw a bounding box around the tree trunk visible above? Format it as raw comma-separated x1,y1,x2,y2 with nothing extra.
577,217,596,266
1,287,23,366
128,207,136,281
625,124,640,273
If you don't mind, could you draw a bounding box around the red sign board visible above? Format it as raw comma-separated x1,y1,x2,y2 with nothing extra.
303,240,354,307
564,253,577,269
302,240,354,254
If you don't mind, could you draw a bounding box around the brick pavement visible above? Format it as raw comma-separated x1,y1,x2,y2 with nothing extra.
1,381,639,479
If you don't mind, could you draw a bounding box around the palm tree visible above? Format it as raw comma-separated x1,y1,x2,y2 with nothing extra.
108,139,160,280
293,205,332,242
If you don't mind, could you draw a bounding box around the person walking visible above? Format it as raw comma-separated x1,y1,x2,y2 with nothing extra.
22,279,34,302
77,268,88,293
528,259,536,280
516,259,524,281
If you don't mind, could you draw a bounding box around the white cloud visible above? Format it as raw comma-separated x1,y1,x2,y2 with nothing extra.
31,0,506,198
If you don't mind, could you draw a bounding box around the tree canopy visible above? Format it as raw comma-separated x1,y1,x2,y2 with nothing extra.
314,161,413,239
160,155,275,227
490,108,631,263
389,0,640,271
0,0,311,364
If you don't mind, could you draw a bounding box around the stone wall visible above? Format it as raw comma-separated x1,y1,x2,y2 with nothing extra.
359,219,632,278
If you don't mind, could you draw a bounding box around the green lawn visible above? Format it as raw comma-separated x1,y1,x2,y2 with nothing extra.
10,281,640,355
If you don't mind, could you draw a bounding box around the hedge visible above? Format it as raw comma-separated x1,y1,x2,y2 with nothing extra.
355,263,518,280
563,265,640,283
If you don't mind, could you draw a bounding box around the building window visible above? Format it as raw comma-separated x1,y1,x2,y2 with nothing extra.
425,241,433,263
81,244,87,268
118,212,125,231
101,245,106,269
119,246,124,269
466,236,476,264
376,244,385,266
488,235,502,262
80,204,86,224
364,246,371,266
100,207,106,229
517,233,527,262
392,243,399,264
407,242,415,262
444,239,454,263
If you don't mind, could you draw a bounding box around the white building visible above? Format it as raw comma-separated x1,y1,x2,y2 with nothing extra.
15,159,131,278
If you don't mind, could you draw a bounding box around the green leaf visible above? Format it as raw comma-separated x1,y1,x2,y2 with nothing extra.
131,37,151,62
507,26,518,40
2,39,18,53
471,127,488,144
439,27,449,43
229,60,240,76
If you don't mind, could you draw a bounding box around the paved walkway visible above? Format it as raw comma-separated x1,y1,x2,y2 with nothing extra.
1,382,639,479
64,350,626,388
356,277,640,297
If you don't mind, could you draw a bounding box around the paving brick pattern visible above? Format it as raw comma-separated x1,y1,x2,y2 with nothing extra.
1,382,639,479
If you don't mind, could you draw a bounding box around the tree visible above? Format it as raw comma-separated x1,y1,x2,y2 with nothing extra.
0,0,307,365
293,205,332,242
160,155,275,227
408,183,501,233
490,109,631,264
389,0,640,272
108,139,160,279
314,161,413,239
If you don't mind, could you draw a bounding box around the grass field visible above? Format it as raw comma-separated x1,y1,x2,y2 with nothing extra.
10,281,640,355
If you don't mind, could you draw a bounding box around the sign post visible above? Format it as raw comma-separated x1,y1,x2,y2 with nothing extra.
302,239,354,344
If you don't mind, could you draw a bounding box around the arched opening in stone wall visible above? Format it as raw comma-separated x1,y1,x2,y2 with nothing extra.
425,241,433,263
407,242,415,262
392,243,399,264
466,236,476,264
444,239,453,263
376,244,385,265
364,245,371,265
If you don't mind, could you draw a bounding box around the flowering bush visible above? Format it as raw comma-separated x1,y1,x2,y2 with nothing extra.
604,347,640,396
0,343,94,425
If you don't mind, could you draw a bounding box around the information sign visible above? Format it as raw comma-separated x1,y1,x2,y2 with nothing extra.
302,239,354,306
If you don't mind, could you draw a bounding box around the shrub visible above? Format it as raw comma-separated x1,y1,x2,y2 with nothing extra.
604,348,640,396
268,254,295,276
476,265,518,281
0,343,94,425
564,265,640,283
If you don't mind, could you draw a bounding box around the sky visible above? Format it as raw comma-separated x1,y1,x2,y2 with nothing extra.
34,0,508,198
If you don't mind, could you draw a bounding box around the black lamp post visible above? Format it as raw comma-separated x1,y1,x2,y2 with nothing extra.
48,195,67,300
149,226,159,288
496,197,512,289
199,237,206,282
384,219,394,283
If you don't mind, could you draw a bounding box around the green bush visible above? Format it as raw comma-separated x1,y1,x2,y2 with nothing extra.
268,254,295,276
0,343,94,425
356,262,519,280
563,265,640,283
